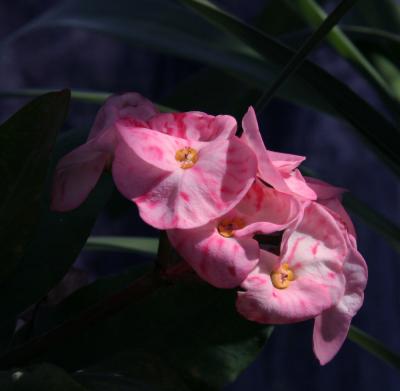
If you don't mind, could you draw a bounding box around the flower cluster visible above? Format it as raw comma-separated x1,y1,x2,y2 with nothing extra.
52,93,367,365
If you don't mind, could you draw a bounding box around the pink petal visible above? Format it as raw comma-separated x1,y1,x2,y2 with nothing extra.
283,169,318,200
168,225,259,288
237,250,336,324
242,107,287,189
132,137,257,229
234,180,302,237
241,107,316,200
280,202,347,303
51,140,109,211
149,112,236,141
313,232,367,364
313,306,352,365
320,198,357,240
89,92,158,139
237,202,349,325
112,140,170,201
116,123,189,171
305,177,346,200
268,150,305,173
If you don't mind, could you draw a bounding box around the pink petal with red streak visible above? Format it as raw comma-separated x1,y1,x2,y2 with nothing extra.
115,123,191,171
234,180,302,237
268,150,305,173
305,177,346,200
237,250,336,324
280,202,347,302
168,226,259,288
149,111,236,141
89,92,158,139
114,133,256,229
241,107,316,200
112,140,170,201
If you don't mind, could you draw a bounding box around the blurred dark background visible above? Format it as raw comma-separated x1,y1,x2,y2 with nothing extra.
0,0,399,390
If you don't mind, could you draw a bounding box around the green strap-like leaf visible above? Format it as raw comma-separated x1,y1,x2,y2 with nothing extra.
286,0,394,97
0,88,174,112
255,0,359,113
84,236,158,255
349,326,400,371
343,194,400,254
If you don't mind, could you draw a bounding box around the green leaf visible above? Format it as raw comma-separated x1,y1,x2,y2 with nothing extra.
0,88,175,112
74,351,190,391
342,193,400,254
17,269,273,391
84,236,158,255
254,0,306,37
2,0,399,174
0,88,109,104
349,326,400,371
0,129,114,345
348,0,400,34
0,90,70,284
0,363,86,391
179,0,400,176
255,0,360,112
286,0,394,100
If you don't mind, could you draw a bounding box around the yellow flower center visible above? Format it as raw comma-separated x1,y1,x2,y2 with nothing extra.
217,218,245,238
175,147,199,169
270,263,295,289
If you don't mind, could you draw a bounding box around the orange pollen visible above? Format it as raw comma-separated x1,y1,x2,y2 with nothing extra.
217,218,245,238
270,263,295,289
175,147,199,169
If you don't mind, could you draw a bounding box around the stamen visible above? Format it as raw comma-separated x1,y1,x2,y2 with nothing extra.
175,147,199,169
270,263,295,289
217,218,245,238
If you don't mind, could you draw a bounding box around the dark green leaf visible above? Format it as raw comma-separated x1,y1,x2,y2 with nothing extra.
74,351,190,391
343,193,400,254
0,129,114,345
285,0,395,102
0,90,70,283
179,0,400,176
254,0,306,37
0,363,86,391
349,326,400,371
0,89,175,112
255,0,360,112
347,0,400,34
343,26,400,67
84,236,158,255
21,269,272,391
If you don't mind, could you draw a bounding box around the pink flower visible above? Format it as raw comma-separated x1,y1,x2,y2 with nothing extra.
241,107,316,200
112,114,257,229
237,195,367,364
237,202,346,324
306,177,367,365
168,180,301,288
51,93,158,211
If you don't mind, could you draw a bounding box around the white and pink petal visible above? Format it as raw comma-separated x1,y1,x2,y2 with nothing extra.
168,226,259,288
